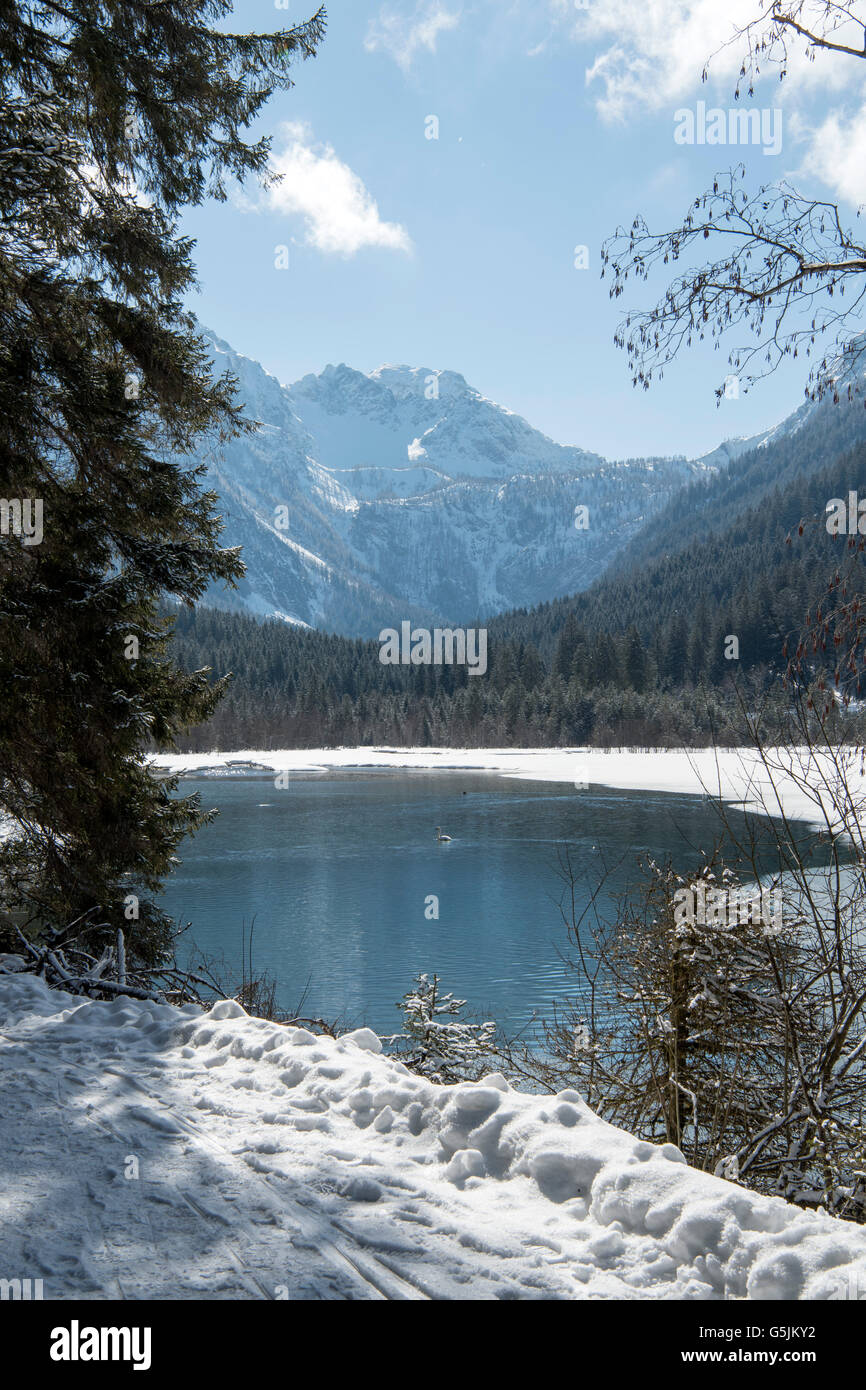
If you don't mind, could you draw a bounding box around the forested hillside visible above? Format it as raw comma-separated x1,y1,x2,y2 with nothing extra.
166,602,743,749
491,440,866,672
163,390,866,751
617,391,866,573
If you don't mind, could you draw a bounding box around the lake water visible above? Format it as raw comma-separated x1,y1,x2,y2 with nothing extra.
159,770,785,1037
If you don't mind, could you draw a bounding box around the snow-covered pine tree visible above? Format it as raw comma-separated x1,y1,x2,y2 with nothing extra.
390,973,497,1084
0,2,325,962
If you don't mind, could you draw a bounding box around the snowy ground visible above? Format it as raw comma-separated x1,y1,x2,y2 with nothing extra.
1,966,865,1301
149,745,862,830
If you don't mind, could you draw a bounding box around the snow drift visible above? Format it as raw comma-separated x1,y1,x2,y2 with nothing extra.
1,965,865,1300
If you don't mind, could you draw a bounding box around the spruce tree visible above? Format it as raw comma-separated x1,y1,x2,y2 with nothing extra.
0,1,326,961
623,624,647,694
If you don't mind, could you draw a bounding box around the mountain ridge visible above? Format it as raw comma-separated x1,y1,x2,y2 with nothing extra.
198,328,866,638
198,329,710,635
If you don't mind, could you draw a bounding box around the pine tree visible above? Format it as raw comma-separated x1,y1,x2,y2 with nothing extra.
623,624,648,693
662,613,689,688
590,630,620,686
390,973,496,1084
0,2,326,961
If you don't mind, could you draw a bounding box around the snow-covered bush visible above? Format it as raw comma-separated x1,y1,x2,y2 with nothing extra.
387,973,497,1084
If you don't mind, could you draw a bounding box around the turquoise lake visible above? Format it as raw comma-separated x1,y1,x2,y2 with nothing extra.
159,770,786,1037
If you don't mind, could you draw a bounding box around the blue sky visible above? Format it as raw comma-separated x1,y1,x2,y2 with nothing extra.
182,0,866,459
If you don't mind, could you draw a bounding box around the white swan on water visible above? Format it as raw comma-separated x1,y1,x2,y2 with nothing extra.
436,827,452,842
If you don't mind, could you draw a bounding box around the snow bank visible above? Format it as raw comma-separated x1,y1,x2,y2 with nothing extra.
2,966,864,1300
148,745,860,829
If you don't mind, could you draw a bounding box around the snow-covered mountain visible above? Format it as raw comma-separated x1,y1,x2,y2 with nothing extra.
695,336,866,472
197,331,711,637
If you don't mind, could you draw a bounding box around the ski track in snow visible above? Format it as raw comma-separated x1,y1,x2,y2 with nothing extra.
2,970,866,1301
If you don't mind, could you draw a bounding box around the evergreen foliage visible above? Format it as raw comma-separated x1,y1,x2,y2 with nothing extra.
0,0,325,957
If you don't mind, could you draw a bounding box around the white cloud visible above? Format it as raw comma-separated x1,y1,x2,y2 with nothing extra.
551,0,866,208
571,0,757,121
562,0,862,122
264,123,411,257
798,104,866,208
365,2,461,72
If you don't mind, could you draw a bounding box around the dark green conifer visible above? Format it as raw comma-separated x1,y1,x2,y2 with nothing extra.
0,1,326,958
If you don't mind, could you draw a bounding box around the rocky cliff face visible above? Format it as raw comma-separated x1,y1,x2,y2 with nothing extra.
197,331,711,636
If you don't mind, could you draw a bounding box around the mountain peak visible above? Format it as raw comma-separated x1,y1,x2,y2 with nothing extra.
191,324,783,636
367,364,471,401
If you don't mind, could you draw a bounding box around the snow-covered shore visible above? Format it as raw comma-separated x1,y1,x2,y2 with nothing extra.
4,746,858,1300
1,965,864,1301
149,745,860,829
